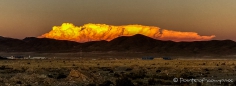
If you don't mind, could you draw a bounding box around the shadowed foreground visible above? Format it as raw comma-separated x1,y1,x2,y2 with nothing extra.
0,58,236,86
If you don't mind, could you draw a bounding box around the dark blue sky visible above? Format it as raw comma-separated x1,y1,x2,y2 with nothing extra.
1,0,236,40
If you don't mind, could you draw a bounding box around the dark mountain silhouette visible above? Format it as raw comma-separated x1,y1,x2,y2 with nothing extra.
0,36,25,51
0,35,236,55
22,37,80,52
0,37,79,52
102,34,162,51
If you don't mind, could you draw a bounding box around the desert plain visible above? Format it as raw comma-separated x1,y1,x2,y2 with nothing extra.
0,52,236,86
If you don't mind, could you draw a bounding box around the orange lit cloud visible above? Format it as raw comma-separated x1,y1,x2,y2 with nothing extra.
159,29,216,42
39,23,215,42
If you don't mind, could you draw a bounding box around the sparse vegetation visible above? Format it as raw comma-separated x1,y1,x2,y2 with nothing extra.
0,58,235,85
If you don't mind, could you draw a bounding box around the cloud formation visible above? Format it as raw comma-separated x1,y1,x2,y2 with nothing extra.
39,23,215,42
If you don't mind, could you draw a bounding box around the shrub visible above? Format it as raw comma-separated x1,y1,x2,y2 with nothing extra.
99,80,114,86
114,72,120,77
126,70,146,79
47,73,68,79
57,73,67,79
0,65,6,70
135,80,144,86
155,79,174,85
179,72,196,79
221,63,226,65
125,68,133,71
196,82,202,86
156,69,161,73
109,70,114,73
87,83,96,86
204,68,209,71
115,77,134,86
234,80,236,85
153,74,175,80
148,78,156,85
16,81,22,84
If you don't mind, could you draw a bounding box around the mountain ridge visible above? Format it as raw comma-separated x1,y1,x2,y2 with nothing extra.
0,34,236,55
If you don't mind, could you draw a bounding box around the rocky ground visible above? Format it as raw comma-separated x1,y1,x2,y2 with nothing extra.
0,58,236,86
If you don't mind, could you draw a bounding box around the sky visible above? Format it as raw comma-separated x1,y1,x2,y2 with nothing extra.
0,0,236,41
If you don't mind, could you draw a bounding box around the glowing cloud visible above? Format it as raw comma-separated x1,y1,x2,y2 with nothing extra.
39,23,215,42
159,30,216,42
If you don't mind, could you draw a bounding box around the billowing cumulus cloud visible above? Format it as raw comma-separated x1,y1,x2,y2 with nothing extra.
39,23,215,42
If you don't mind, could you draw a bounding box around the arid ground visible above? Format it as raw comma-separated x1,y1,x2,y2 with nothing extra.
0,52,236,86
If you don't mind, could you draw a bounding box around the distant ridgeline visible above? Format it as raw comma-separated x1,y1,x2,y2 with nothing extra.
0,34,236,56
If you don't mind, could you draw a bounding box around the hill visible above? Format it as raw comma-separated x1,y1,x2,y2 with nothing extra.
0,35,236,55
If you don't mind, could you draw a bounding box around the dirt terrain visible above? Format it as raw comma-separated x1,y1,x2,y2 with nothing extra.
0,57,236,86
